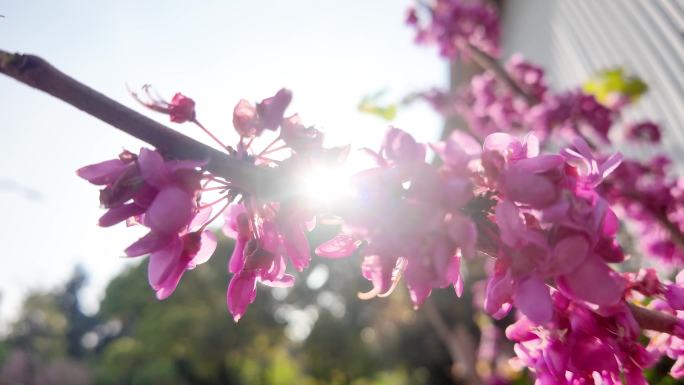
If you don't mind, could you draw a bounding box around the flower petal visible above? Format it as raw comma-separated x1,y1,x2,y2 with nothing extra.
98,203,145,227
315,234,358,258
138,148,168,188
125,232,173,257
191,230,217,266
557,256,623,306
76,159,128,185
513,275,553,324
227,271,258,322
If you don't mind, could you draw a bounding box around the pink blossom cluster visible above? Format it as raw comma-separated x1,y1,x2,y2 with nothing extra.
75,1,684,381
421,44,684,270
500,267,684,383
507,292,655,384
77,148,216,300
80,88,335,322
407,0,500,59
645,270,684,379
316,127,477,307
602,155,684,266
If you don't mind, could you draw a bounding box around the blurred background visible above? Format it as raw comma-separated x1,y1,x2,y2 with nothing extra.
1,0,683,384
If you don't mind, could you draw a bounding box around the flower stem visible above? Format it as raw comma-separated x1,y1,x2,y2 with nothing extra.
193,119,229,150
466,43,538,105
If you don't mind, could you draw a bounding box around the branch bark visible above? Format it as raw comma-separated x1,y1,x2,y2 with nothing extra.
0,49,273,196
466,43,538,105
629,303,682,337
423,299,482,385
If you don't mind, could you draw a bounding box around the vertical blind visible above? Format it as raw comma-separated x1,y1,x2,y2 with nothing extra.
501,0,684,163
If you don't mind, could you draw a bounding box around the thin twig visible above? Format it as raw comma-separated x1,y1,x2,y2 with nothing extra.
629,303,682,337
423,298,482,385
467,43,538,105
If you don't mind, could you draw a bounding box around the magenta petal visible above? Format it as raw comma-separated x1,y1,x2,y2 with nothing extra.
407,282,432,308
513,155,564,174
191,231,217,266
513,275,553,324
282,226,310,272
77,159,127,185
434,130,481,167
316,234,357,258
227,271,258,322
222,204,247,239
568,335,618,374
503,167,557,207
623,363,649,385
484,132,523,159
484,268,514,318
147,237,183,295
495,200,525,246
557,256,623,306
233,99,259,137
125,232,173,257
361,255,396,295
257,88,292,130
229,238,247,274
671,357,684,379
505,316,537,342
548,234,589,276
599,152,623,179
138,148,168,188
146,186,195,235
189,206,212,232
665,284,684,310
260,274,295,288
98,203,146,227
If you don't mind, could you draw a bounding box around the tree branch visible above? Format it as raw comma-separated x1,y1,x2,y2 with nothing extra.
467,43,538,105
0,49,273,196
423,298,482,385
629,303,682,338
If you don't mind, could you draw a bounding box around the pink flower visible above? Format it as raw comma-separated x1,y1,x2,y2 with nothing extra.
319,128,475,308
223,200,312,321
130,86,196,123
507,293,654,385
232,99,260,137
409,0,501,59
79,148,215,300
232,88,292,137
148,218,217,300
625,121,661,143
167,93,196,123
281,114,324,153
227,271,258,322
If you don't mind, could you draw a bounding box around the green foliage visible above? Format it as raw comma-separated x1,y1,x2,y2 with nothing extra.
0,231,529,385
358,91,397,121
582,68,648,104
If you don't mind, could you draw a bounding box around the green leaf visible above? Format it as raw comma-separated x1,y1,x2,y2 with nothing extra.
582,68,648,105
358,90,398,121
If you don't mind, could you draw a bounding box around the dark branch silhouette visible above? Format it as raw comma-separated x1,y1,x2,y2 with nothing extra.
0,49,275,197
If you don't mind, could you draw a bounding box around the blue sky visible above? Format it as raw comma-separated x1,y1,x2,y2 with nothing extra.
0,0,445,326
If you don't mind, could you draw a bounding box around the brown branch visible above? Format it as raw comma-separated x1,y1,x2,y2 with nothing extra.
654,210,684,252
423,298,482,385
0,49,275,196
629,303,682,336
467,43,539,105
